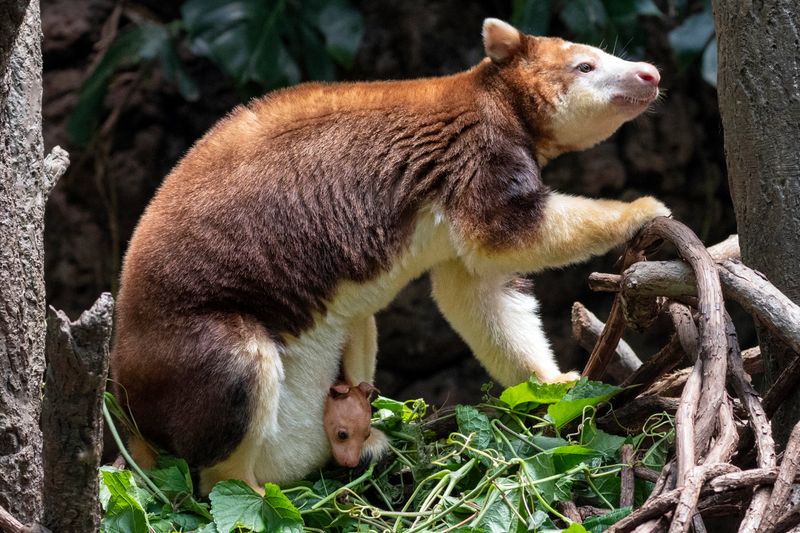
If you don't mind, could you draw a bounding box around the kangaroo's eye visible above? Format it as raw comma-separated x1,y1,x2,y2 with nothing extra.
577,63,594,73
337,430,349,441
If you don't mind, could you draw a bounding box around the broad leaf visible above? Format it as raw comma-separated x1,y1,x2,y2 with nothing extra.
456,405,492,449
99,467,149,533
547,378,622,429
581,419,626,458
210,481,301,533
499,377,573,409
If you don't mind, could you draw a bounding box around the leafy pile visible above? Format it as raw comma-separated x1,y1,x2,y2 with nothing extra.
100,377,673,532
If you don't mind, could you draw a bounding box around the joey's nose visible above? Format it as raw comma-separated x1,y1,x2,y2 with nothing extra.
635,63,660,86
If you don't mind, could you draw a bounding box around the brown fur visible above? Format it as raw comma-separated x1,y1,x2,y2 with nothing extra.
112,28,652,469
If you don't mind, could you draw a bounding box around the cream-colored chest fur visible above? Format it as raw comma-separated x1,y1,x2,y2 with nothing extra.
203,208,456,488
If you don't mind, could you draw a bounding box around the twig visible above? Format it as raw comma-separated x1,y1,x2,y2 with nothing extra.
644,347,761,398
621,444,635,509
618,335,685,399
634,466,662,483
571,302,641,382
669,463,739,533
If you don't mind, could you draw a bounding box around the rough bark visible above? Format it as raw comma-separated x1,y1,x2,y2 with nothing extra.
0,0,54,522
41,293,113,533
0,0,31,103
712,0,800,443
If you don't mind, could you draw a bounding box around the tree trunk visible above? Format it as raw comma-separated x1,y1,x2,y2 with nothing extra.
0,0,63,523
712,1,800,441
41,294,113,533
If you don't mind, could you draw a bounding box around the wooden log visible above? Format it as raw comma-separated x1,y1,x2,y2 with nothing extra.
40,293,113,533
571,302,642,382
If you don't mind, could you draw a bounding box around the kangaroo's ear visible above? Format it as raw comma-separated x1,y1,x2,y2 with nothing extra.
483,18,523,64
330,383,351,398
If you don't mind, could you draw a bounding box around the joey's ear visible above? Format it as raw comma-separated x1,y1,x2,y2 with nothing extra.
482,18,523,64
330,383,351,398
357,382,378,400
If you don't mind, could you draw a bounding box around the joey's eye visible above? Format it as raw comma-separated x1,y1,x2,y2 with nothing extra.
577,63,594,73
337,430,349,441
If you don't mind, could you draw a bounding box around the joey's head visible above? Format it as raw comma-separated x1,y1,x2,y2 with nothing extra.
481,18,660,161
324,382,377,469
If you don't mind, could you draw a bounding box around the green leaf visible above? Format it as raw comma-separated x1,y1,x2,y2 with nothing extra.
551,445,600,472
99,467,149,533
522,453,572,503
499,378,573,410
563,523,590,533
472,482,520,533
583,506,632,532
701,38,717,87
148,455,193,498
531,435,570,451
547,378,622,429
210,480,266,533
511,0,553,36
581,419,626,457
209,481,303,533
456,405,492,449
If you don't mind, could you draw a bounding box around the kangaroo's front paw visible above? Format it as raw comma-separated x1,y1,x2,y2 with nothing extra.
623,196,671,237
546,371,581,384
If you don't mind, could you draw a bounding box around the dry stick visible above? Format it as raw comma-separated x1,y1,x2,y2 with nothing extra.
772,502,800,533
559,501,582,524
618,334,684,397
674,357,703,486
621,444,635,509
725,316,776,533
758,421,800,533
634,466,662,483
669,401,739,533
607,490,681,533
589,260,800,365
583,241,650,379
644,347,762,398
597,396,680,434
718,259,800,355
571,302,642,382
615,300,697,404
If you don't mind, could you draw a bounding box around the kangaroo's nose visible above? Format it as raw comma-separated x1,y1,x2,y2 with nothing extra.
635,63,660,86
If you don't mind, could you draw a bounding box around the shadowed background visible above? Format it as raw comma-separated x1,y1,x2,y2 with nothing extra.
41,0,743,407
